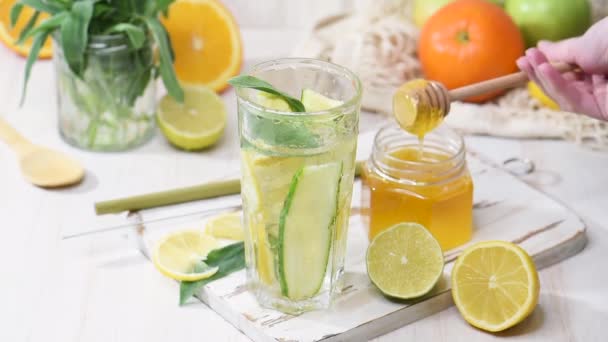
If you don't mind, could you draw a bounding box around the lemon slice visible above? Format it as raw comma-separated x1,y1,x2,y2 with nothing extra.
366,223,444,299
300,88,343,111
158,85,226,150
152,230,220,281
527,81,559,110
256,92,291,111
451,241,540,332
206,211,244,241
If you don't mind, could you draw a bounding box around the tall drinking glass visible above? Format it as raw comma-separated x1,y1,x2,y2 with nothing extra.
236,58,361,314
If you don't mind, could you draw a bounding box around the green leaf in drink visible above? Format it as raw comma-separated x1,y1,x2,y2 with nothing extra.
228,75,306,112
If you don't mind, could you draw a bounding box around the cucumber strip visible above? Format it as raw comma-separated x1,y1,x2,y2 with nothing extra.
278,162,343,300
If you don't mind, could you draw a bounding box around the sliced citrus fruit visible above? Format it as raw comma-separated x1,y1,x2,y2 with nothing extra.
451,241,540,332
300,88,343,111
157,84,226,150
162,0,242,92
206,211,244,241
528,81,559,110
256,92,291,111
152,230,220,281
0,0,52,58
366,222,444,299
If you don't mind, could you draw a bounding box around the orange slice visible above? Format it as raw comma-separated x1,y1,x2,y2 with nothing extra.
0,0,52,58
162,0,242,93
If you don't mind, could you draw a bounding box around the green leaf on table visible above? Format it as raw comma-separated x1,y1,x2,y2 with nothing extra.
228,75,306,112
107,23,145,48
179,242,245,305
143,16,184,102
60,0,95,76
20,30,51,105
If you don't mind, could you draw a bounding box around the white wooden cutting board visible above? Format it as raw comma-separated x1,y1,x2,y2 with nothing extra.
137,152,586,342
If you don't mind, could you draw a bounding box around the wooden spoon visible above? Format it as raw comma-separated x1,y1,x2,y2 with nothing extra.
393,63,575,134
0,117,84,188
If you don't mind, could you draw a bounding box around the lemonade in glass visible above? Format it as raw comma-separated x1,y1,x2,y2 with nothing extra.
235,58,361,314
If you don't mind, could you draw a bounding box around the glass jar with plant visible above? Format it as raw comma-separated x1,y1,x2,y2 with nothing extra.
11,0,184,151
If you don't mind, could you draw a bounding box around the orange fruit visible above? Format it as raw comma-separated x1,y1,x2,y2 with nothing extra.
162,0,242,93
0,0,52,58
418,0,524,102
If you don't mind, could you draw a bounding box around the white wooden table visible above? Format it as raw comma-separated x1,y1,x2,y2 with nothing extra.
1,28,607,342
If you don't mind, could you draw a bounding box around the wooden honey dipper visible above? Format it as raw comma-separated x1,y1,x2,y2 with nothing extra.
393,63,575,137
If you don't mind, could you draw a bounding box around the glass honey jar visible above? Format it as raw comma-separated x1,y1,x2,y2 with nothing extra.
361,124,473,251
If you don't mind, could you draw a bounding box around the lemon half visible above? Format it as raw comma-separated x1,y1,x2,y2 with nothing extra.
451,241,540,332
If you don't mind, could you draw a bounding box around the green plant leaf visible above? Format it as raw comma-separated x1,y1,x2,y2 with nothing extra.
146,0,174,17
179,242,245,305
92,2,115,18
10,3,24,28
17,11,67,45
228,75,306,112
15,10,40,46
60,0,95,76
20,30,51,105
18,0,65,14
143,16,183,102
107,23,145,48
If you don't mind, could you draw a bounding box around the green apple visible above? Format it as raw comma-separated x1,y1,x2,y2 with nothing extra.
412,0,453,28
505,0,591,47
413,0,505,28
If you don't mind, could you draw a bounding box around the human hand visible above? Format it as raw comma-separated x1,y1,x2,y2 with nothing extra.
516,17,608,121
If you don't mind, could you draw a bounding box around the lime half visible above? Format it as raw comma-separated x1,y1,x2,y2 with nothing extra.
366,223,444,299
158,85,226,150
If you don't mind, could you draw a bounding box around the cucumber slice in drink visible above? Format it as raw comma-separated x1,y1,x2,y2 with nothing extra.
278,162,343,300
300,88,343,111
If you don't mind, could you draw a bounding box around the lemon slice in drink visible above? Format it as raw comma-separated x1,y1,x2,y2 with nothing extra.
451,241,540,332
257,92,291,111
158,85,226,150
301,88,343,111
366,223,444,299
152,230,219,281
206,211,244,241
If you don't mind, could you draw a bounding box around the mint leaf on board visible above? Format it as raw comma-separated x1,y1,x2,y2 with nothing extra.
228,75,306,112
179,242,246,305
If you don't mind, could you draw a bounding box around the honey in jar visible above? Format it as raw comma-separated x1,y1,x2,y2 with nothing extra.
361,125,473,251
